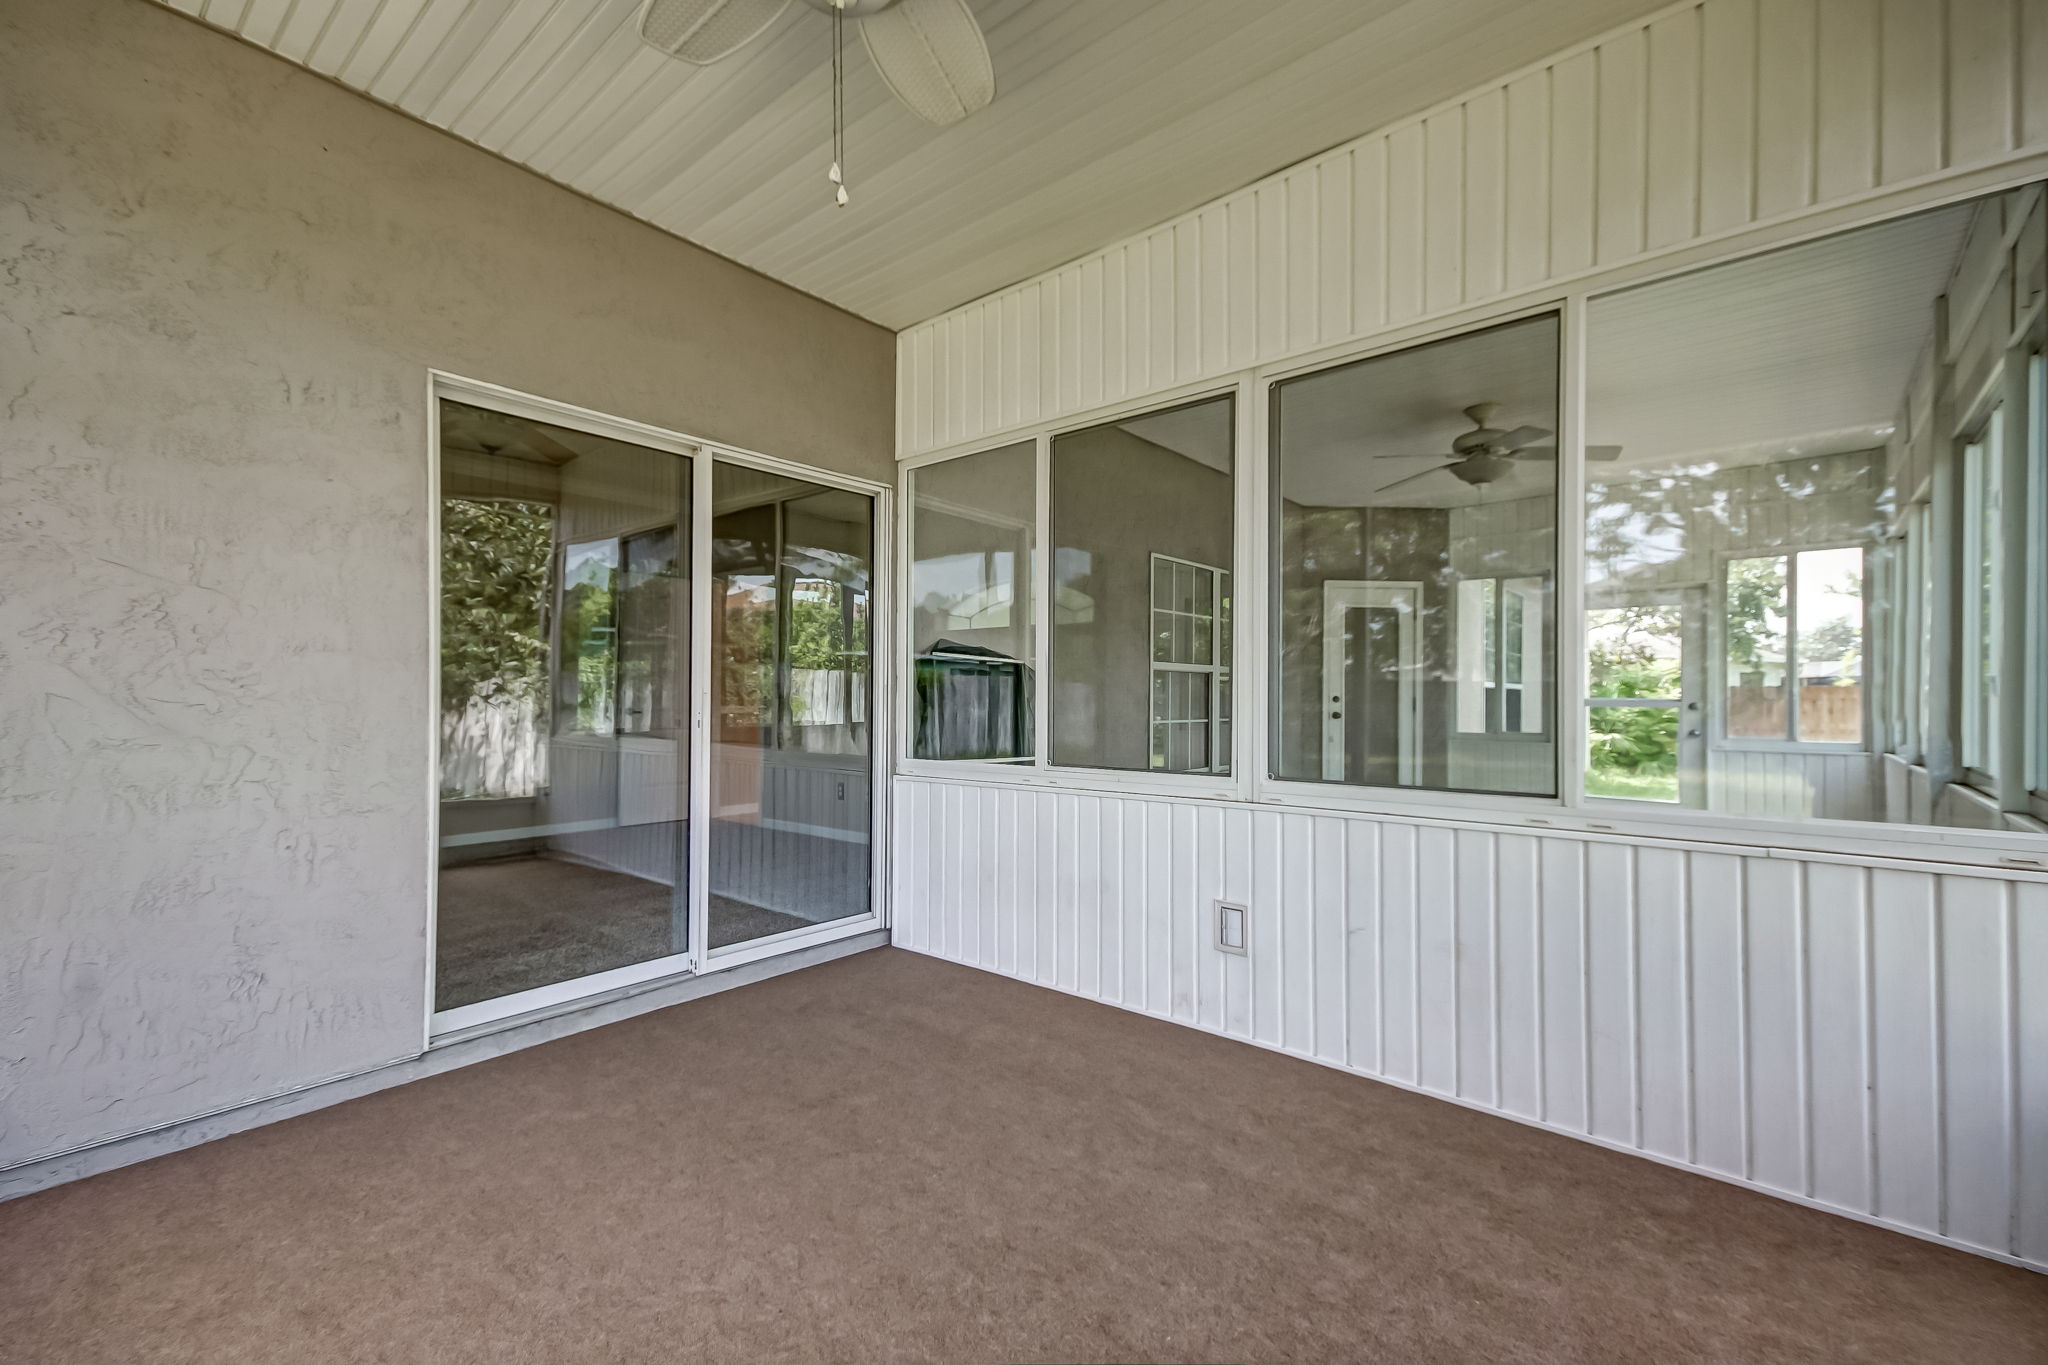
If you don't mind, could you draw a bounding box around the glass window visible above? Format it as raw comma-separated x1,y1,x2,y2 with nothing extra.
1051,395,1235,773
708,464,873,950
908,441,1035,761
2031,354,2048,799
435,400,692,1012
1272,313,1559,796
1583,191,2038,829
1961,416,2003,775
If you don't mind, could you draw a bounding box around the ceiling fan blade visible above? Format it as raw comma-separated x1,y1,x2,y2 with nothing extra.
640,0,791,64
1496,424,1553,449
861,0,996,126
1374,466,1452,495
1507,445,1624,461
1372,452,1454,461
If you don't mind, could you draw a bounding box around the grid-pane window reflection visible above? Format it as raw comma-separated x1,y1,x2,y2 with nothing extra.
1051,395,1235,773
1271,314,1560,796
1585,184,2045,832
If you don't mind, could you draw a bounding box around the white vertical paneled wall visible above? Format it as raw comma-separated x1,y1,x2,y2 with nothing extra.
893,778,2048,1268
897,0,2048,457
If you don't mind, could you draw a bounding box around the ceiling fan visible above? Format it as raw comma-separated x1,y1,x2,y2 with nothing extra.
638,0,996,126
1373,402,1621,493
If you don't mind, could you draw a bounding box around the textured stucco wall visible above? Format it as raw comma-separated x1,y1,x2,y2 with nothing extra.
0,0,895,1168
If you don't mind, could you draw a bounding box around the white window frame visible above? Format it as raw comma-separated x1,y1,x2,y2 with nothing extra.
1710,543,1871,755
891,176,2048,872
1148,552,1230,775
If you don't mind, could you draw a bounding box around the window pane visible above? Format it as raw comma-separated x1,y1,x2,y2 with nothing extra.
435,400,691,1011
1725,555,1790,739
1272,313,1559,795
1794,547,1864,742
909,441,1035,761
708,464,872,950
1583,191,2037,830
1051,395,1234,773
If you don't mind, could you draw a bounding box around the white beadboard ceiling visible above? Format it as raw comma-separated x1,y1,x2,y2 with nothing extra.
1271,200,1972,510
155,0,1674,328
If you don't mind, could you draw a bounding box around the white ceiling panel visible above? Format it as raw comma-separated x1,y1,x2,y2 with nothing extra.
159,0,1673,327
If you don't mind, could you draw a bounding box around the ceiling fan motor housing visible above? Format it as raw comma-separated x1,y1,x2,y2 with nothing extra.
1450,453,1517,485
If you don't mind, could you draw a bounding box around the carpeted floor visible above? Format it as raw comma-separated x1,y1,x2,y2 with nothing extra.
3,948,2042,1364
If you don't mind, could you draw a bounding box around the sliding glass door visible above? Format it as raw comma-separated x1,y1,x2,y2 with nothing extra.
708,463,874,950
433,397,878,1031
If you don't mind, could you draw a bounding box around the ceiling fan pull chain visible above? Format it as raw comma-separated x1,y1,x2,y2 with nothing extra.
829,0,849,206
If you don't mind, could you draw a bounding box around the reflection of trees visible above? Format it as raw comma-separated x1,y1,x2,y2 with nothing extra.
1724,556,1787,677
1588,604,1680,777
440,498,551,714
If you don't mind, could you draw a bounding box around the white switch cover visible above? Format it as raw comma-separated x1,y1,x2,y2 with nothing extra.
1216,901,1248,955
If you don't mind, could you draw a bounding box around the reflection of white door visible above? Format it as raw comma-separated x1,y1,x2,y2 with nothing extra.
1321,581,1422,785
1585,587,1706,807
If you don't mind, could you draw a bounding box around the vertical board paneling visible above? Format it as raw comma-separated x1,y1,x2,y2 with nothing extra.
1815,0,1880,201
1745,857,1806,1192
1462,90,1508,303
2017,881,2048,1264
1636,846,1691,1160
1454,829,1497,1105
1879,0,1945,183
1422,111,1465,314
1385,125,1427,323
1689,852,1748,1176
1754,0,1819,219
1804,861,1873,1210
1870,867,1941,1232
1352,137,1389,332
1317,155,1355,344
1415,825,1460,1093
1496,834,1542,1119
1548,49,1600,276
1585,842,1637,1144
1697,0,1758,234
1941,875,2014,1252
1947,0,2016,168
892,780,2048,1268
1503,72,1552,290
900,0,2047,457
1594,26,1650,263
1644,6,1702,248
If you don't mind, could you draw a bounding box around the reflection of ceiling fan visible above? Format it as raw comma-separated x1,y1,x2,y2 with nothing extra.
639,0,995,126
1374,402,1622,492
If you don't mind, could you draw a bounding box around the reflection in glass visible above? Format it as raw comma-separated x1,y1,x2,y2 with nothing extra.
1724,554,1791,739
708,464,873,950
435,400,691,1012
1585,605,1684,802
1581,194,2004,824
909,441,1035,760
1051,395,1235,773
1272,314,1559,795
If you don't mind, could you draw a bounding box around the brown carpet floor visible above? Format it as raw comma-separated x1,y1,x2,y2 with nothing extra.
2,948,2042,1364
436,857,813,1009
